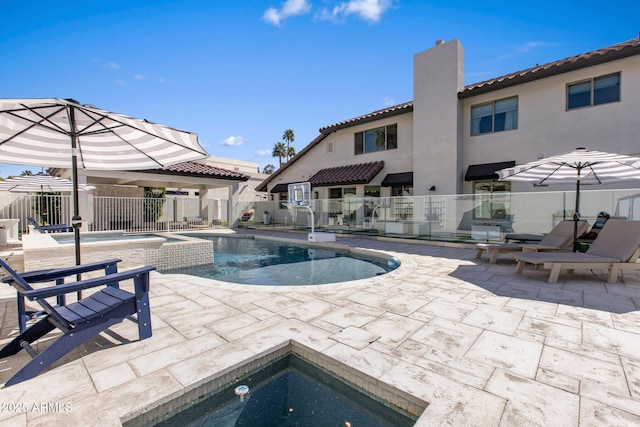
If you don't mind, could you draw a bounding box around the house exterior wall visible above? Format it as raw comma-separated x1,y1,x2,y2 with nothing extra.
459,53,640,193
268,113,414,199
263,39,640,197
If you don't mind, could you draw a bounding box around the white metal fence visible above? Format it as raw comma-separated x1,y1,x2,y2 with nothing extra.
0,194,230,235
0,194,73,229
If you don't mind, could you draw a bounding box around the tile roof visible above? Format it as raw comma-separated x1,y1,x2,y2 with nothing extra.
319,102,413,134
459,38,640,98
256,38,640,192
308,161,384,187
144,161,249,181
319,39,640,130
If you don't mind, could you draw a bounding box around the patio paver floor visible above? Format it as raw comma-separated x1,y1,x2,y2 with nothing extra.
1,230,640,426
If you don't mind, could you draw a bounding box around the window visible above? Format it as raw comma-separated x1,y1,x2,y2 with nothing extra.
278,192,288,209
329,188,343,199
567,73,620,110
364,186,380,197
471,96,518,136
473,180,511,220
391,185,413,197
327,141,334,153
354,124,397,155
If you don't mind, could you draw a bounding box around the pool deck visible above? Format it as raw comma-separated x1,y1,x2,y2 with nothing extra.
1,229,640,425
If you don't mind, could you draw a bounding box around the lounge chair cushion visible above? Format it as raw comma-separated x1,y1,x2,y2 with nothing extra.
475,220,588,264
538,233,568,248
584,219,640,261
511,251,619,266
512,219,640,283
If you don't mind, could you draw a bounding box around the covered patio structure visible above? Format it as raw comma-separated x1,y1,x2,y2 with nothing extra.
35,161,254,232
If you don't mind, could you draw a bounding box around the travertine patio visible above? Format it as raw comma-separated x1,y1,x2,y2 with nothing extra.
1,230,639,426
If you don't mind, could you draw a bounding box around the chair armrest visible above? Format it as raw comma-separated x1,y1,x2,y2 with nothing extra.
20,266,156,300
9,259,123,283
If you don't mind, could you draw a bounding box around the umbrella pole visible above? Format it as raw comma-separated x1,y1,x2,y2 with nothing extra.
573,175,581,252
68,106,83,298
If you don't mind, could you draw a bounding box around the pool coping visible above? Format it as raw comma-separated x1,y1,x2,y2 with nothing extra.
121,340,429,426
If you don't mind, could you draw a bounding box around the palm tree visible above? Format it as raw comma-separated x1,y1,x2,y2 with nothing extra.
272,142,287,168
286,146,296,160
282,129,294,159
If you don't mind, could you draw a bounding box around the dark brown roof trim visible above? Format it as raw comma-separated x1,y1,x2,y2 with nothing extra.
319,101,413,134
255,133,329,192
141,161,249,181
459,38,640,99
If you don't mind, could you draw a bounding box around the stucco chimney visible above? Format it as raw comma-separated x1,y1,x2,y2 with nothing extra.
414,39,464,195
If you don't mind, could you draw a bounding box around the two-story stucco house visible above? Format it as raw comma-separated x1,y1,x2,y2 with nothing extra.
257,38,640,217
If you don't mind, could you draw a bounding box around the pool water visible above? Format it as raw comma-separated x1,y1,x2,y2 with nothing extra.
159,234,394,285
152,354,417,427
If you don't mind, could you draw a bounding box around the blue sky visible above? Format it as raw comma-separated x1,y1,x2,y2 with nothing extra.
1,0,638,177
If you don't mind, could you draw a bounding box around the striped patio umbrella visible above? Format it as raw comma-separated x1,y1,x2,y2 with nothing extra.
0,173,96,226
0,98,208,265
0,173,96,193
497,147,640,251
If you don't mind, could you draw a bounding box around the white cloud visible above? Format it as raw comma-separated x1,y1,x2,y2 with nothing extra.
382,96,395,107
114,79,125,86
104,61,120,70
263,0,311,26
320,0,392,23
221,136,249,146
257,149,272,157
158,77,165,83
134,74,144,80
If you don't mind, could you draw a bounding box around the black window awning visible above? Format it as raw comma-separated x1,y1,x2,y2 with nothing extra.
381,172,413,187
465,161,515,181
270,183,291,193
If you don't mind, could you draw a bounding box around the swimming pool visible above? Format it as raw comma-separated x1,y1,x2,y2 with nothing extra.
160,234,398,286
152,354,417,427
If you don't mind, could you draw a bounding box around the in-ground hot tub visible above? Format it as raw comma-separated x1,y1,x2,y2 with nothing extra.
21,231,213,271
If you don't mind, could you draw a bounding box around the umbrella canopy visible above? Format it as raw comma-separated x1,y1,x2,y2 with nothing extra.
0,173,96,193
0,98,207,170
0,98,209,265
497,147,640,251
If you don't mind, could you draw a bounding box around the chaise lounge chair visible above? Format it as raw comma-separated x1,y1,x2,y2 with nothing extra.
476,220,589,264
0,258,156,387
26,216,72,233
511,219,640,284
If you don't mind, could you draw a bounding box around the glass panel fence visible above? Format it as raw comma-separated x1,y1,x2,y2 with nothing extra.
237,188,640,242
